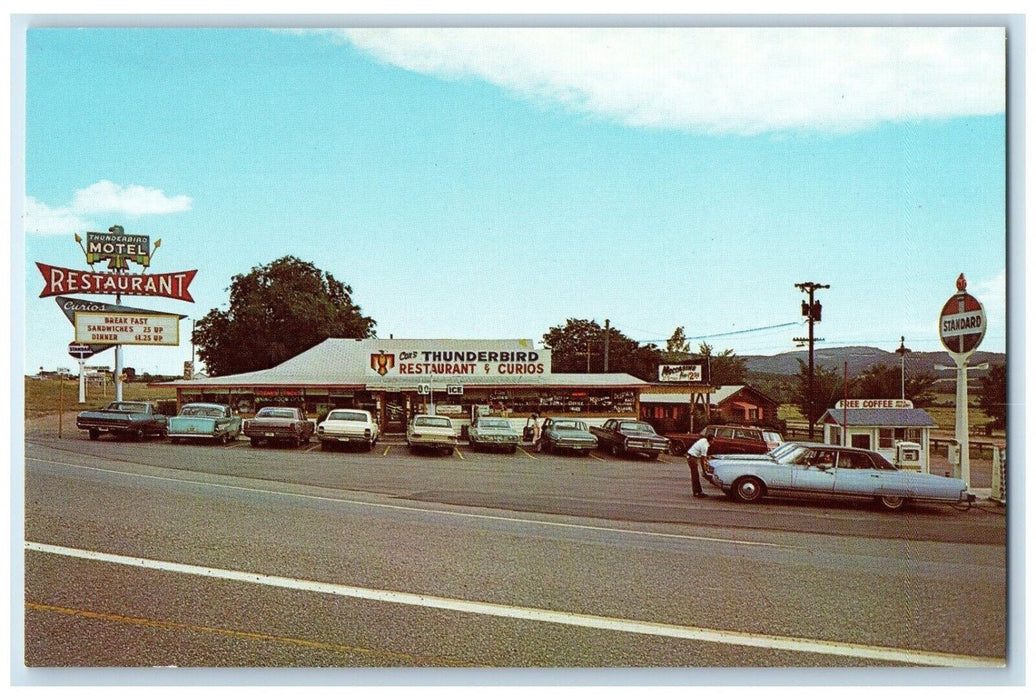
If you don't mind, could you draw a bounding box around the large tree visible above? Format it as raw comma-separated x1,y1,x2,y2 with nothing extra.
698,342,747,386
977,363,1007,430
666,326,690,354
542,319,661,381
792,359,846,428
852,363,937,407
193,256,376,376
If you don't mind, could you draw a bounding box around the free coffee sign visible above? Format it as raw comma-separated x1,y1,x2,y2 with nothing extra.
939,274,986,357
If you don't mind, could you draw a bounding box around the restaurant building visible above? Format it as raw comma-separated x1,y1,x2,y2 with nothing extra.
157,338,653,433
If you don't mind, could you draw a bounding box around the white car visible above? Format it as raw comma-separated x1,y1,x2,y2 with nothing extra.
316,409,380,451
406,414,458,456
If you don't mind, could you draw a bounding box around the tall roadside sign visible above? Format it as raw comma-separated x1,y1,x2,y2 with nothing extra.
37,225,197,402
938,274,987,488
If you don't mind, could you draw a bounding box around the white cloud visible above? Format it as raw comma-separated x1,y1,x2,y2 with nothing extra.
71,180,193,216
24,181,192,236
22,196,92,236
330,27,1004,136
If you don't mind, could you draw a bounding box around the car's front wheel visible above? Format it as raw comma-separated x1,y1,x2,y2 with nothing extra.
877,494,908,511
732,476,766,503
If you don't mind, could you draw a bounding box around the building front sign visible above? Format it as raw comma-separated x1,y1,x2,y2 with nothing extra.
74,311,180,346
658,364,704,383
368,346,550,377
835,399,914,410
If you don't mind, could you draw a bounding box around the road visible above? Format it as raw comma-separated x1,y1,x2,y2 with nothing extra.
21,431,1007,672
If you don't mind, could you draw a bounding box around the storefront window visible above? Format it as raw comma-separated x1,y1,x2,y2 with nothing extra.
878,429,894,448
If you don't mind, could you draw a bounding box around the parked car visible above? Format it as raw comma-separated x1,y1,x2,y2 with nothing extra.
76,401,168,441
317,409,380,451
704,442,973,512
590,419,669,459
538,418,598,456
243,406,314,448
406,414,458,456
167,403,241,445
468,416,520,453
665,424,783,456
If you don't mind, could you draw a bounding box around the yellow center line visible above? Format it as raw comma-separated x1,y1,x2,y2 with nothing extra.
25,601,477,667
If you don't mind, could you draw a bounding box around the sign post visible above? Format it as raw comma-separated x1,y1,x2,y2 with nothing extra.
68,342,95,403
938,274,987,488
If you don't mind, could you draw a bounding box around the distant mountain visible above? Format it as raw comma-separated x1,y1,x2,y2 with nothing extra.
742,346,1006,377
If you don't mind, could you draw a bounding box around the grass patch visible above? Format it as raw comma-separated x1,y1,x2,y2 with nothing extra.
23,378,177,420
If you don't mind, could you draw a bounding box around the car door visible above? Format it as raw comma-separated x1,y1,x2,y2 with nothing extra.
791,448,836,493
831,450,879,496
541,418,554,447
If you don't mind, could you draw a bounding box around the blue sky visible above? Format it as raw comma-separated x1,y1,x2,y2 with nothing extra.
17,26,1008,376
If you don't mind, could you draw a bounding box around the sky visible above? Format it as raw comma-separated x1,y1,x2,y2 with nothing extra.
15,24,1010,377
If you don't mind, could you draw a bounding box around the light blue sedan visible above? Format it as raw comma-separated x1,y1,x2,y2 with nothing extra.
168,403,242,445
704,442,973,511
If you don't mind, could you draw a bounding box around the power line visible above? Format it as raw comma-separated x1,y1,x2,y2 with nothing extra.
630,321,801,345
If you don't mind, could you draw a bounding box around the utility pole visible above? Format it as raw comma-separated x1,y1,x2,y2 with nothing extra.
793,281,830,440
603,319,610,372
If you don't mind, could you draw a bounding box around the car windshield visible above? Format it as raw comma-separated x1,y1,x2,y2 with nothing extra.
771,445,811,463
619,421,655,432
256,408,296,419
554,421,587,431
105,402,148,412
327,411,367,422
181,406,224,418
479,419,511,429
415,416,451,428
763,431,783,444
761,442,798,460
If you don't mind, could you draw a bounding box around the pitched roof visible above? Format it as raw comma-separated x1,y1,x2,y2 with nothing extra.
821,408,938,427
156,338,648,390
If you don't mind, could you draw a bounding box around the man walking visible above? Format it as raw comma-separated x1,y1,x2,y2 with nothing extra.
686,434,712,498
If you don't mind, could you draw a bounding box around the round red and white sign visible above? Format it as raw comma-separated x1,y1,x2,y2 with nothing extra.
939,292,986,355
67,342,95,360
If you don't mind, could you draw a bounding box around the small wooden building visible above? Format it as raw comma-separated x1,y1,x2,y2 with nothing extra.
639,384,775,432
820,400,938,472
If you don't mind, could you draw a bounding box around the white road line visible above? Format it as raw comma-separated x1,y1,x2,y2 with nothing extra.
27,456,796,550
24,541,1002,668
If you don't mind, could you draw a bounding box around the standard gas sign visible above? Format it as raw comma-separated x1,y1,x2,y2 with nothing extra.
74,311,180,346
939,274,986,356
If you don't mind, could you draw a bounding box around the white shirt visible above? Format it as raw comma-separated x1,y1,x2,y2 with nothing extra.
686,437,710,458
